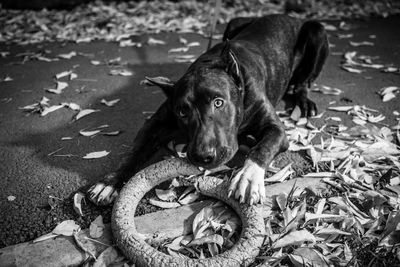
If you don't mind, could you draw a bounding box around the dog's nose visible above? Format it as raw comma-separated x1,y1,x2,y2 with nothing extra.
194,148,216,165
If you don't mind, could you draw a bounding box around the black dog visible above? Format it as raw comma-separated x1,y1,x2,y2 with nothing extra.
88,14,329,205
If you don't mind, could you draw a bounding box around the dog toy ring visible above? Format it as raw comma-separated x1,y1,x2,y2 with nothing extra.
112,158,265,267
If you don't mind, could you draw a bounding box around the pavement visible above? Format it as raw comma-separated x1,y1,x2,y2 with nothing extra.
0,15,400,249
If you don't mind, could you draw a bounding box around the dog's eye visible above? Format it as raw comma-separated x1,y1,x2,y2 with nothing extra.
178,109,187,118
214,98,224,108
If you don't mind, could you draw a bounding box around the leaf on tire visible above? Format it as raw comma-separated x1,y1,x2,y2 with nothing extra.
90,215,105,238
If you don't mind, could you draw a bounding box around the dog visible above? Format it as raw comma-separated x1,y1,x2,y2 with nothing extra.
88,14,329,206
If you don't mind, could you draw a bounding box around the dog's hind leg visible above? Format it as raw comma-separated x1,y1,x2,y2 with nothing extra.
289,20,329,117
223,17,256,41
87,102,181,205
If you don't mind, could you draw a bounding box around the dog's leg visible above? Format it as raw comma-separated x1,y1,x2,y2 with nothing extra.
87,102,179,205
223,17,256,41
290,20,329,117
228,108,289,204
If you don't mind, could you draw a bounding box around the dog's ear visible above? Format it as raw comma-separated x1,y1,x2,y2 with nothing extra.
221,42,241,86
144,76,175,97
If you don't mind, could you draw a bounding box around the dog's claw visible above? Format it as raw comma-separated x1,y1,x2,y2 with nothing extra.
87,182,118,206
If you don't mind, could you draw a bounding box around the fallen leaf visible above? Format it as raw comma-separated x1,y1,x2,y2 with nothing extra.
73,192,85,216
341,65,364,73
91,60,101,65
55,70,72,79
289,247,329,267
41,104,64,116
58,51,77,59
83,151,110,159
52,220,80,236
93,247,123,267
147,37,166,45
349,41,374,47
46,81,68,94
109,69,133,76
101,98,120,107
73,231,98,259
328,106,353,112
102,131,120,136
178,191,200,205
188,234,224,247
168,47,189,53
79,129,101,137
265,164,293,183
272,230,316,248
7,195,16,201
90,215,105,238
155,188,177,202
75,109,99,120
290,105,301,121
149,198,181,209
33,232,59,243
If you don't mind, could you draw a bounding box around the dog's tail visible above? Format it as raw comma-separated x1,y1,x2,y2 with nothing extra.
207,0,222,51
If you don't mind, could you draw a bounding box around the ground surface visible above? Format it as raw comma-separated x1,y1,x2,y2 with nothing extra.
0,15,400,249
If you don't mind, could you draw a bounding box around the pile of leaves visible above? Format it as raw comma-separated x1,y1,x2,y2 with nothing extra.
1,0,400,45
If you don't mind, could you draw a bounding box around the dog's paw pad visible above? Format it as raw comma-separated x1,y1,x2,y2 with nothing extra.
87,183,118,206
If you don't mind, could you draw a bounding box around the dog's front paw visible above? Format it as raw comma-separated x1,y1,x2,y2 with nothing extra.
87,173,119,206
228,159,266,205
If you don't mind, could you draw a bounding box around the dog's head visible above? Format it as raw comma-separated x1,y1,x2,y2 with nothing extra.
147,43,244,169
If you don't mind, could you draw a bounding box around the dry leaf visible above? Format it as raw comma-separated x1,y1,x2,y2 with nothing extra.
41,104,64,116
101,98,120,107
155,188,177,202
55,70,72,79
290,105,301,121
149,198,181,209
93,247,123,267
52,220,80,236
272,230,316,248
75,109,99,120
58,51,77,59
83,151,110,159
178,191,200,205
289,247,329,267
73,231,98,260
7,195,16,201
341,65,364,73
188,234,224,247
109,69,133,76
147,37,166,45
265,164,293,183
47,81,68,94
90,215,105,238
33,232,59,243
73,192,85,216
79,129,101,137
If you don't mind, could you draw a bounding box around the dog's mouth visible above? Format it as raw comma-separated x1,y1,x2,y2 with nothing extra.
187,146,236,169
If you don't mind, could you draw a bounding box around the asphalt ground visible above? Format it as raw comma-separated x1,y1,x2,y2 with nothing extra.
0,15,399,248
